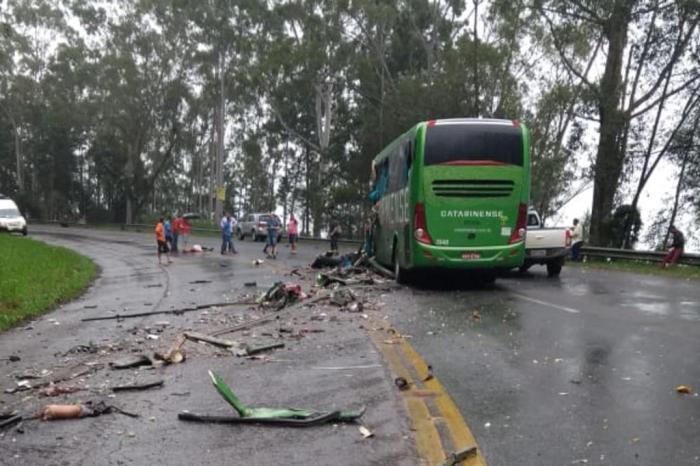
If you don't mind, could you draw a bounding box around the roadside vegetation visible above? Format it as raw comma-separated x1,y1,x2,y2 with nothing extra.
567,259,700,280
0,235,97,331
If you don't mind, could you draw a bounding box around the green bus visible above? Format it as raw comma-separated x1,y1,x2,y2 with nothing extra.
368,118,530,283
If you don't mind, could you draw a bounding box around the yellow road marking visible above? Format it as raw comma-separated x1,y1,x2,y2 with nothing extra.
401,341,487,466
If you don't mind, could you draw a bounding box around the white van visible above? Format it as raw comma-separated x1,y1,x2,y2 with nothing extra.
0,195,28,235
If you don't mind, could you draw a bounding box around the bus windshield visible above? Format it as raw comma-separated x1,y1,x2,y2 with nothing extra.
424,123,523,166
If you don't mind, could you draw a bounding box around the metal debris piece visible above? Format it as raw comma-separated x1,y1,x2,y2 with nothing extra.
184,331,236,348
0,414,23,430
242,342,285,356
436,446,478,466
112,379,164,392
244,282,257,287
676,384,692,394
82,301,253,322
358,426,374,438
177,371,365,427
110,354,153,370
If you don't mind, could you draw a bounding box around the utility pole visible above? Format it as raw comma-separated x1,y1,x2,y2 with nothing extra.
214,49,226,221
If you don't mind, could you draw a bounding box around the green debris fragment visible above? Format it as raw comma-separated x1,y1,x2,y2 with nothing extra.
177,370,365,426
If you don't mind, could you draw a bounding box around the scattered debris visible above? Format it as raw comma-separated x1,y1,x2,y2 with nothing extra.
330,287,356,307
189,280,212,284
155,336,186,364
676,384,692,394
471,310,481,322
39,385,82,397
0,355,21,362
178,371,365,426
358,425,374,438
210,316,276,337
112,379,164,392
81,300,254,322
423,365,434,382
253,259,264,266
83,304,98,309
437,446,478,466
184,331,236,349
0,414,23,430
39,401,138,420
240,342,285,357
110,354,153,370
394,377,410,391
244,282,257,287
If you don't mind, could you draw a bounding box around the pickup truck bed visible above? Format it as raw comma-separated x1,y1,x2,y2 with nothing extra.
522,211,571,277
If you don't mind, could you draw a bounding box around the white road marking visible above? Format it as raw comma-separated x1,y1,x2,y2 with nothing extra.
512,293,581,314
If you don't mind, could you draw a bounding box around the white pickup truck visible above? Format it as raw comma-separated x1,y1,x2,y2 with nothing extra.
520,209,571,277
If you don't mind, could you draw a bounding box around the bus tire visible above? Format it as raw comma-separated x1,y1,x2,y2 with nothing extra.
393,245,409,285
547,259,563,277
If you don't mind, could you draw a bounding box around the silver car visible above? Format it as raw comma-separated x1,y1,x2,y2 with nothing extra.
236,213,284,242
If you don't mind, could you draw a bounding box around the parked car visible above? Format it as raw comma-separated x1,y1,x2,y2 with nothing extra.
236,213,284,242
521,209,571,277
0,194,28,236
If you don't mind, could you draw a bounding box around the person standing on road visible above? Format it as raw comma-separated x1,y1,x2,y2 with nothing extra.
171,215,181,253
264,211,280,259
181,217,191,252
155,218,172,265
220,213,233,255
570,218,584,261
288,213,299,254
329,222,342,255
660,225,685,268
229,214,238,254
164,216,174,250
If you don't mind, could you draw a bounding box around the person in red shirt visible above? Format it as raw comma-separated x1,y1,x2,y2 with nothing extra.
155,218,172,264
171,216,181,252
180,217,191,252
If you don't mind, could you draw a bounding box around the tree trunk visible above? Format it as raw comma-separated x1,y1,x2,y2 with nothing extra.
588,0,634,246
663,152,688,248
13,122,23,192
215,50,226,220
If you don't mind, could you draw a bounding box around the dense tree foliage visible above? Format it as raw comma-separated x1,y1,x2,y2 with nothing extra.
1,0,698,245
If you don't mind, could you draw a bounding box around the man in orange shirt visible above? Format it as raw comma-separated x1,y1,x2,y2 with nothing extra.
155,217,172,264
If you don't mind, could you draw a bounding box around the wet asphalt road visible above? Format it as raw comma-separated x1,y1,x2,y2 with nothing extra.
0,226,416,466
385,267,700,465
3,226,699,466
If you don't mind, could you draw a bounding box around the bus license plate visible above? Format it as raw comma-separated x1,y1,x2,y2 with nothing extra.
530,249,547,257
462,252,480,260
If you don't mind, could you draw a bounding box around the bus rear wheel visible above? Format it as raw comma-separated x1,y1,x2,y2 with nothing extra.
393,246,410,285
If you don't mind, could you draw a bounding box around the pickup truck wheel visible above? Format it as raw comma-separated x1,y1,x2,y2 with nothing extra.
547,260,563,277
22,227,28,236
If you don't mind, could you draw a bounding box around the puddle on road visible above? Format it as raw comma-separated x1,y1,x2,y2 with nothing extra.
621,301,670,316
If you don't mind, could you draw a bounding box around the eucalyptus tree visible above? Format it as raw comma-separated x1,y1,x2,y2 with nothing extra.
537,0,700,246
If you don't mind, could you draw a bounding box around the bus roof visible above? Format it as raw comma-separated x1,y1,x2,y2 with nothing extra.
371,118,522,166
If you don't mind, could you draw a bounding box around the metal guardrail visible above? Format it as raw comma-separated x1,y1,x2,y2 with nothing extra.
580,246,700,267
36,221,699,266
120,222,364,246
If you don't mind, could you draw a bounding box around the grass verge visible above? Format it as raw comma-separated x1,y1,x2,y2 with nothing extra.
0,234,97,331
568,258,700,280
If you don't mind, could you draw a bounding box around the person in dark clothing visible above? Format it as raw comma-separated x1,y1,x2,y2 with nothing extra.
329,223,342,255
660,225,685,268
